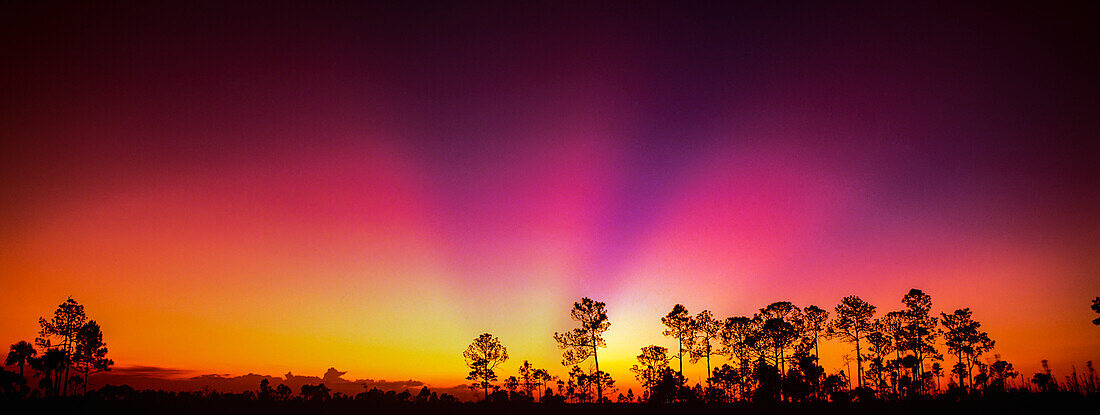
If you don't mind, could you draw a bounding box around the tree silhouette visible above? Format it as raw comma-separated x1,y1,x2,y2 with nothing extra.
414,386,431,403
877,311,905,396
275,383,293,400
1031,359,1056,392
503,376,519,395
689,309,721,387
30,348,68,396
900,289,938,396
73,320,113,395
839,354,854,391
258,379,273,400
531,368,553,402
517,360,536,398
4,288,1089,405
649,367,687,404
791,351,825,402
802,305,829,398
463,333,509,400
553,297,610,402
759,317,797,381
567,365,589,402
932,362,944,393
823,372,849,402
630,345,671,399
829,296,876,389
987,356,1018,392
719,316,757,400
1092,297,1100,325
36,297,87,396
589,370,616,402
802,306,829,364
758,302,804,383
710,364,741,403
6,341,36,379
661,304,693,377
625,388,635,402
940,308,994,390
300,383,331,401
864,325,895,396
753,356,782,402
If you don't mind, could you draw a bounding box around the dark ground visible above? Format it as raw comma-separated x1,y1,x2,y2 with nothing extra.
4,394,1096,415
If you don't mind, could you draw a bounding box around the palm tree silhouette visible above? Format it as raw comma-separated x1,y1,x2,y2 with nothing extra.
6,341,36,379
32,348,68,396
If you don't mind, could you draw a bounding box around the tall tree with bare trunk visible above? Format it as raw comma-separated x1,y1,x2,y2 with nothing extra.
829,296,876,389
662,304,694,377
690,309,722,387
554,297,610,402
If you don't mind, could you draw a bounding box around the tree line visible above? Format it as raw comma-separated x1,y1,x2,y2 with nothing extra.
2,293,1098,404
2,297,113,398
463,292,1100,404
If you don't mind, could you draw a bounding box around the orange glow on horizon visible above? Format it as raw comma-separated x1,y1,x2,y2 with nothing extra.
2,1,1097,399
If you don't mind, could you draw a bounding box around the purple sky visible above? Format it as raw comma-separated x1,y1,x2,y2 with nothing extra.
1,0,1097,394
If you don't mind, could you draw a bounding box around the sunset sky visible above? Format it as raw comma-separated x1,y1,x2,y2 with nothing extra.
1,1,1097,397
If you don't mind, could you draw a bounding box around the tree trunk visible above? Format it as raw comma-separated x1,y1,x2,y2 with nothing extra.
703,350,711,403
706,352,711,386
957,351,966,390
593,335,602,403
917,332,924,396
855,331,863,389
846,360,852,390
62,335,72,397
778,346,784,376
740,358,747,402
966,354,974,391
814,334,822,401
894,347,901,398
777,345,785,402
678,338,683,377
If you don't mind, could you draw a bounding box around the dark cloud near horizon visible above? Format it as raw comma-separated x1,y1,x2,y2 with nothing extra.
88,365,474,400
108,365,192,377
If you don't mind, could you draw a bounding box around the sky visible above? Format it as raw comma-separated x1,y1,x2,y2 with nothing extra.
1,1,1097,398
